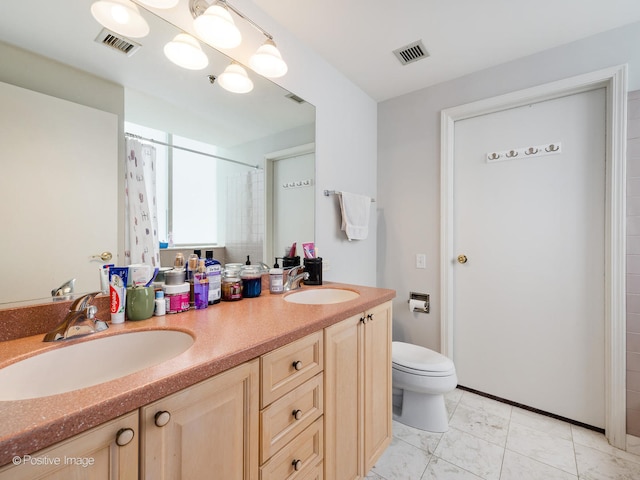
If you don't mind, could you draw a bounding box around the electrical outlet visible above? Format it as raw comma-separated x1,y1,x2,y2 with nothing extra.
416,253,426,269
323,260,331,271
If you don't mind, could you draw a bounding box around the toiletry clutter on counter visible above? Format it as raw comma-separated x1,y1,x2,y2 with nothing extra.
101,242,321,323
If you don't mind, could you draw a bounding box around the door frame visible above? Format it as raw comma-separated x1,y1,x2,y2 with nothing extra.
440,65,628,448
264,142,316,263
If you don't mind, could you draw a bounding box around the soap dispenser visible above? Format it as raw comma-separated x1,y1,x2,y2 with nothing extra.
269,258,284,294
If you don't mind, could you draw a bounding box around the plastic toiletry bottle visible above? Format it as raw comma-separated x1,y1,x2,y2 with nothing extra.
269,259,284,294
193,259,209,310
154,290,166,316
205,251,222,304
187,253,199,307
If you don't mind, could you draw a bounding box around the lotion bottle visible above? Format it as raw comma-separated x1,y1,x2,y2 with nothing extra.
269,259,284,294
193,259,209,309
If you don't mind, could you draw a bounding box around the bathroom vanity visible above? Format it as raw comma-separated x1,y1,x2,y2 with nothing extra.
0,283,394,479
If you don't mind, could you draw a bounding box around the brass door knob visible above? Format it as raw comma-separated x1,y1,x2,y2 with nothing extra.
457,255,468,264
91,251,113,262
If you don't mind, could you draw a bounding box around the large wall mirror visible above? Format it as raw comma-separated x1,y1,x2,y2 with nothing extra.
0,0,316,306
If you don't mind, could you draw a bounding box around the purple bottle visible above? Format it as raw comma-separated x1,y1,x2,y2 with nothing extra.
193,259,209,310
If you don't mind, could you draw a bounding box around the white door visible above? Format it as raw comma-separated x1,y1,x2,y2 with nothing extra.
272,152,315,260
453,88,606,428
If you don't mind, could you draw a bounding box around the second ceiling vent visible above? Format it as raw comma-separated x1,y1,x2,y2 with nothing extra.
393,40,429,66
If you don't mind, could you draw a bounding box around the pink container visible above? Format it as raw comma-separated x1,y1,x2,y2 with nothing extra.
163,283,190,314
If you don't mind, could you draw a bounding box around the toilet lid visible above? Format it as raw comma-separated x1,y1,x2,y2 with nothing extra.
392,342,455,374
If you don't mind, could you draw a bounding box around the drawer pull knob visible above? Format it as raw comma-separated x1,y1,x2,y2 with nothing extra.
154,410,171,427
292,409,303,420
115,428,135,447
292,459,303,471
292,360,303,371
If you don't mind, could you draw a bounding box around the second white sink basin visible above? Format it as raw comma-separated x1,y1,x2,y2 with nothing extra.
0,330,194,401
284,288,360,305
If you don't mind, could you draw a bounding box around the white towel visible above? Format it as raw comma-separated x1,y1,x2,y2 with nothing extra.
339,192,371,241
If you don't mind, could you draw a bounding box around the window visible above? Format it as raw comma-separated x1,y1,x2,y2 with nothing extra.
125,123,218,246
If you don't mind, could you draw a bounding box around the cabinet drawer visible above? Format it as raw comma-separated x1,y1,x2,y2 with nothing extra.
261,332,323,407
297,461,323,480
260,373,323,463
260,417,323,480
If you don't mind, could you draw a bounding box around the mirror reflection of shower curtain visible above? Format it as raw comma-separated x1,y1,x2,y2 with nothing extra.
225,169,264,263
124,138,160,267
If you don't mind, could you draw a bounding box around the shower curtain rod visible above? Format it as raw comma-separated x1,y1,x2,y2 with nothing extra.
125,132,261,169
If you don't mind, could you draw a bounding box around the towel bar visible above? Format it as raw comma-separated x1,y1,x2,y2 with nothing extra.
323,189,376,202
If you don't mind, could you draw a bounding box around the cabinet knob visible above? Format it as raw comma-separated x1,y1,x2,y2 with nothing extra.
367,313,374,321
154,410,171,427
115,428,135,447
360,316,367,324
292,459,303,471
292,360,303,371
292,409,303,420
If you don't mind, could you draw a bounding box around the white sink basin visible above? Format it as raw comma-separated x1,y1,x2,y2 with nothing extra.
284,288,360,305
0,330,194,401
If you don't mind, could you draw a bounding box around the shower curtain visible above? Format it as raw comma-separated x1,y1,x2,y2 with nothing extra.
124,138,160,267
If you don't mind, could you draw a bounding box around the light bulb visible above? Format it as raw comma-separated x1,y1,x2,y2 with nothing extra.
164,34,209,70
249,39,288,78
218,63,254,94
135,0,179,8
193,4,241,49
90,0,149,38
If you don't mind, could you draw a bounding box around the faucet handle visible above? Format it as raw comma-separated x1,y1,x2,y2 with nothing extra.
69,291,102,312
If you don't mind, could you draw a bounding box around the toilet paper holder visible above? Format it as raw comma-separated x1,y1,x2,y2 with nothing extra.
409,292,430,314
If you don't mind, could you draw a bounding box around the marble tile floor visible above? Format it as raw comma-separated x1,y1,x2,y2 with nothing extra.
367,388,640,480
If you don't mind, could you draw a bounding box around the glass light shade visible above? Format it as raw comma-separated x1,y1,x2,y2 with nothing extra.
135,0,179,8
164,34,209,70
249,39,288,78
217,63,254,94
193,4,241,49
90,0,150,38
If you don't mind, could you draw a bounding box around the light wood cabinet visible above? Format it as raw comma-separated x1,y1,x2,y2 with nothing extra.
140,359,259,480
0,299,393,480
260,332,324,479
0,411,138,480
324,301,392,480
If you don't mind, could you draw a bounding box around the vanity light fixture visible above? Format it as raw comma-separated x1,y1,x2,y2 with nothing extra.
193,1,242,49
190,0,288,79
249,38,288,78
135,0,180,8
164,34,209,70
90,0,150,38
217,62,254,94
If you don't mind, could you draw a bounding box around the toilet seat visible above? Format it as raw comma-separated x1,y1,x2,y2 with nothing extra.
392,342,455,377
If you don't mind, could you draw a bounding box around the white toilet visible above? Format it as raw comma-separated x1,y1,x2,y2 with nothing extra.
392,341,458,433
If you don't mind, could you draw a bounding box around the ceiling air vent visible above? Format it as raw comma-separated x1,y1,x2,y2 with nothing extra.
95,28,141,57
286,93,306,104
393,40,429,66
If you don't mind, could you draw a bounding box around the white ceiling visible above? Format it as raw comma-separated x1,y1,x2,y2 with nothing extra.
253,0,640,101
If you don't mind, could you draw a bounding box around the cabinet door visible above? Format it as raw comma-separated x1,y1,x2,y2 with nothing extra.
362,302,393,473
324,313,361,480
141,360,259,480
0,411,138,480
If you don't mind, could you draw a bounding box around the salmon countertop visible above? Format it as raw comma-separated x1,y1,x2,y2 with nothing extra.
0,283,395,467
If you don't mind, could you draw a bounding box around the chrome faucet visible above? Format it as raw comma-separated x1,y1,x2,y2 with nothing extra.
284,266,309,292
43,292,108,342
51,278,75,301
